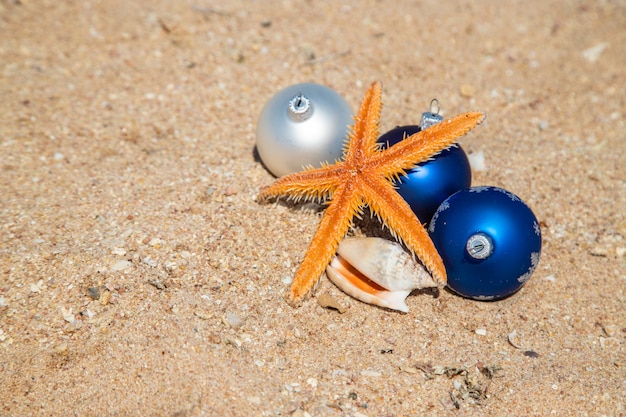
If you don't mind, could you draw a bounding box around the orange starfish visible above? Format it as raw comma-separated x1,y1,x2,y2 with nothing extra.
260,81,485,304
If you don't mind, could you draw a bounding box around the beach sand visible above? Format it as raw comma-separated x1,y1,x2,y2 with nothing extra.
1,0,624,415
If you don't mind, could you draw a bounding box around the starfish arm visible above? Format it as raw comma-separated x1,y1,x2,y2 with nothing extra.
360,175,447,285
371,112,485,179
362,81,383,155
289,182,363,302
344,81,383,163
259,165,345,203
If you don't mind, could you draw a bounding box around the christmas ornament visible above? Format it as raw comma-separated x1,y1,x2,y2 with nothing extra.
428,186,542,300
256,83,353,177
378,100,472,223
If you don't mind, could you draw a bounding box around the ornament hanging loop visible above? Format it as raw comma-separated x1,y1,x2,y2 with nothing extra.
419,98,443,130
429,98,441,116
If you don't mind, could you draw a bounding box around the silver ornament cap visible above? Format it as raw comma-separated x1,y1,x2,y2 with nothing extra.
256,83,353,177
419,99,443,130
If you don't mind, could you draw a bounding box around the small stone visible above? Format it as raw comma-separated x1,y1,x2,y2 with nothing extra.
582,42,608,63
306,377,318,388
224,311,244,329
53,342,69,356
0,297,7,307
523,350,540,358
111,247,127,256
142,256,157,267
537,120,549,130
293,327,305,339
111,260,132,271
193,310,211,320
88,286,104,300
460,84,476,97
164,261,178,271
149,280,167,290
148,238,164,248
360,369,382,377
61,307,74,323
433,366,446,375
590,246,608,257
544,275,556,283
468,151,486,172
603,324,619,337
616,247,626,257
30,279,44,293
475,328,487,336
331,369,348,379
99,290,111,306
247,396,261,405
317,292,346,313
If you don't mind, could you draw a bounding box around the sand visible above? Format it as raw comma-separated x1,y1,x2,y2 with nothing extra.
1,0,624,415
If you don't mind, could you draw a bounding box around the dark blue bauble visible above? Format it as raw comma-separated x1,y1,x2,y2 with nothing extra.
378,125,471,223
428,186,542,300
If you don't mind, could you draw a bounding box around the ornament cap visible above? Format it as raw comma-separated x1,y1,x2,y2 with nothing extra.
288,93,312,122
419,99,443,130
466,232,493,260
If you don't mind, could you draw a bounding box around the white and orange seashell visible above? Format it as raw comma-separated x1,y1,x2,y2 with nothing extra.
325,237,440,312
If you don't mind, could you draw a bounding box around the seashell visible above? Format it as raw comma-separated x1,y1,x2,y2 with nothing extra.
325,237,439,312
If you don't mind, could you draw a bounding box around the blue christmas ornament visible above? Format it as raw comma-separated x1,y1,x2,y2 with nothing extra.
377,103,472,223
428,186,542,300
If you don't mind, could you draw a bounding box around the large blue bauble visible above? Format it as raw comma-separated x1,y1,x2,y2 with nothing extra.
428,186,542,300
378,125,471,223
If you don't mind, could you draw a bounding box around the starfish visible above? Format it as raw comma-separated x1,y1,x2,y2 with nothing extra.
260,81,485,304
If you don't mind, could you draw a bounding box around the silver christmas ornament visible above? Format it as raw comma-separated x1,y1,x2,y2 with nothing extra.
256,83,353,177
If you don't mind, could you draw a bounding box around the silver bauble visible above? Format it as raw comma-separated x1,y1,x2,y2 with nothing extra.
256,83,353,177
